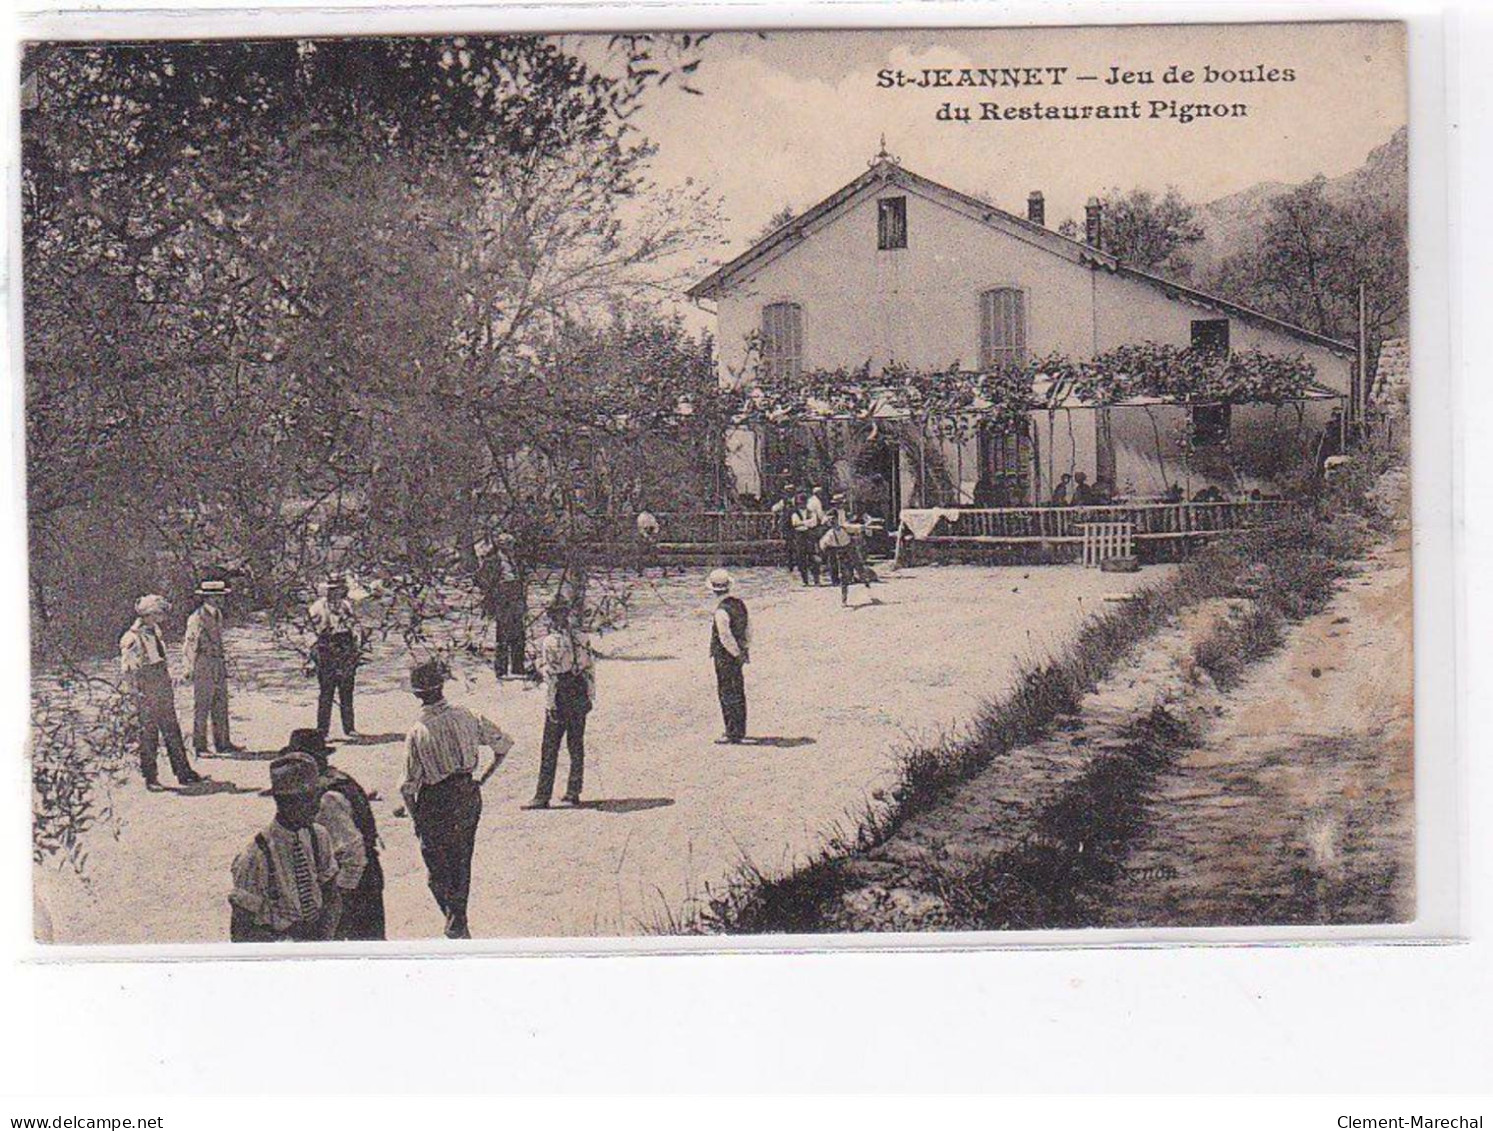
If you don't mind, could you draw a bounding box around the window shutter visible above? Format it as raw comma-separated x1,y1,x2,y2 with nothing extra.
980,288,1027,371
762,303,803,381
878,197,907,250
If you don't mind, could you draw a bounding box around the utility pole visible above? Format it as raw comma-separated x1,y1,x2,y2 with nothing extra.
1356,280,1369,439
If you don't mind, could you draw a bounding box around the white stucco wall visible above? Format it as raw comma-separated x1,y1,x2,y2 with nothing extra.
710,180,1352,396
710,178,1351,500
713,182,1098,381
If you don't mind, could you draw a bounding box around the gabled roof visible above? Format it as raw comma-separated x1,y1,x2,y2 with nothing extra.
688,158,1353,359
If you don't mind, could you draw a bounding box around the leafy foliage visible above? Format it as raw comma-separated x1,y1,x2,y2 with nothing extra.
24,35,726,658
1096,186,1205,275
727,343,1318,427
1208,176,1407,356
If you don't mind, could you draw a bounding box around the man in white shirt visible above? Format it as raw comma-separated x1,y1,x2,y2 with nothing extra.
525,601,596,809
228,753,340,942
183,579,244,755
790,493,822,586
308,573,362,738
708,570,751,744
120,594,203,789
400,659,513,939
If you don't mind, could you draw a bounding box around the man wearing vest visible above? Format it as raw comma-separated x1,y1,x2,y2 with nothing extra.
119,594,204,790
525,600,596,809
709,569,751,745
400,659,514,939
790,493,822,587
228,753,341,942
285,727,386,941
183,579,244,756
308,573,362,739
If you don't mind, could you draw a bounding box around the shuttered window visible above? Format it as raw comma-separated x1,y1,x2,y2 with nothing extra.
878,197,908,250
980,288,1027,371
761,302,803,381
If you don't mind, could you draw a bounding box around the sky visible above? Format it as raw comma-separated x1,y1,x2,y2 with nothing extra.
625,22,1407,262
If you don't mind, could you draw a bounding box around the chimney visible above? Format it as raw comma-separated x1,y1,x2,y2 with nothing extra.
1084,197,1103,249
1026,191,1045,227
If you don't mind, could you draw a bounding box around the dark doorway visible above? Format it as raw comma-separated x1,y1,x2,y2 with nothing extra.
856,438,902,528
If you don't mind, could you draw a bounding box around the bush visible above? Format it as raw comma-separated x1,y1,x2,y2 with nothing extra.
32,671,137,871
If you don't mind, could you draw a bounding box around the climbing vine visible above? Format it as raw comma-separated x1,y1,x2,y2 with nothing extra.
726,343,1320,428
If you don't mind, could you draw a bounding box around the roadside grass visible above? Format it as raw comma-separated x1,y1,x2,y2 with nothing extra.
678,458,1387,936
925,705,1202,931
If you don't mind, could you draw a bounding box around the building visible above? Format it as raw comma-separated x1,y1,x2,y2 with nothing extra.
688,148,1352,518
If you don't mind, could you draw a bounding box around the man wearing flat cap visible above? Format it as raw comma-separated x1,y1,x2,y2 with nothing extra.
227,753,341,942
119,594,203,790
283,728,386,941
183,579,244,756
400,659,514,939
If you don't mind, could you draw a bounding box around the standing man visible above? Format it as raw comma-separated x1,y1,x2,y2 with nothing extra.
309,573,362,739
708,569,750,745
525,601,596,810
280,728,386,942
400,659,514,939
479,535,530,680
770,481,797,574
809,485,841,588
120,594,204,790
634,508,666,578
227,753,341,942
183,579,244,756
790,492,822,587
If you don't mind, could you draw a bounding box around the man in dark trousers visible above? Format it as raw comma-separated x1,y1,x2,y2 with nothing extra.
228,753,340,942
399,659,514,939
770,480,797,573
308,573,362,739
183,579,244,755
790,493,822,587
524,601,596,810
282,728,386,941
478,535,529,679
119,594,204,790
708,569,750,745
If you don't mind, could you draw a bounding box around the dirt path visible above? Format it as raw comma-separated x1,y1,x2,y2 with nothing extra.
34,563,1166,944
1104,530,1414,927
821,528,1414,932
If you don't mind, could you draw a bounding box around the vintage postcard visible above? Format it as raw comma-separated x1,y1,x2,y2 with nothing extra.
23,20,1415,946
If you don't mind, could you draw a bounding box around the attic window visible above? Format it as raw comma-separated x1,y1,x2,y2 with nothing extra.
878,197,907,250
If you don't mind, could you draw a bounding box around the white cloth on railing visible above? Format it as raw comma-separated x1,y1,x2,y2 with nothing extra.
897,508,962,540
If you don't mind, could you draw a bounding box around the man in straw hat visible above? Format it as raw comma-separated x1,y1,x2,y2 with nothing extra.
183,579,244,756
119,594,203,790
708,569,751,745
308,572,362,739
283,728,386,941
227,753,341,942
400,659,514,939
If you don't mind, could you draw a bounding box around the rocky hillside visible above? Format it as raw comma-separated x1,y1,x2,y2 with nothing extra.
1184,126,1407,278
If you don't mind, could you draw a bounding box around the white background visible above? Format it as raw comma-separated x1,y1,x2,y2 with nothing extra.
0,0,1487,1109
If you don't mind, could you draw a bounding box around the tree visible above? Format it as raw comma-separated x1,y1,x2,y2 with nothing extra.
1209,176,1407,356
23,35,725,657
752,202,798,243
1097,186,1205,276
